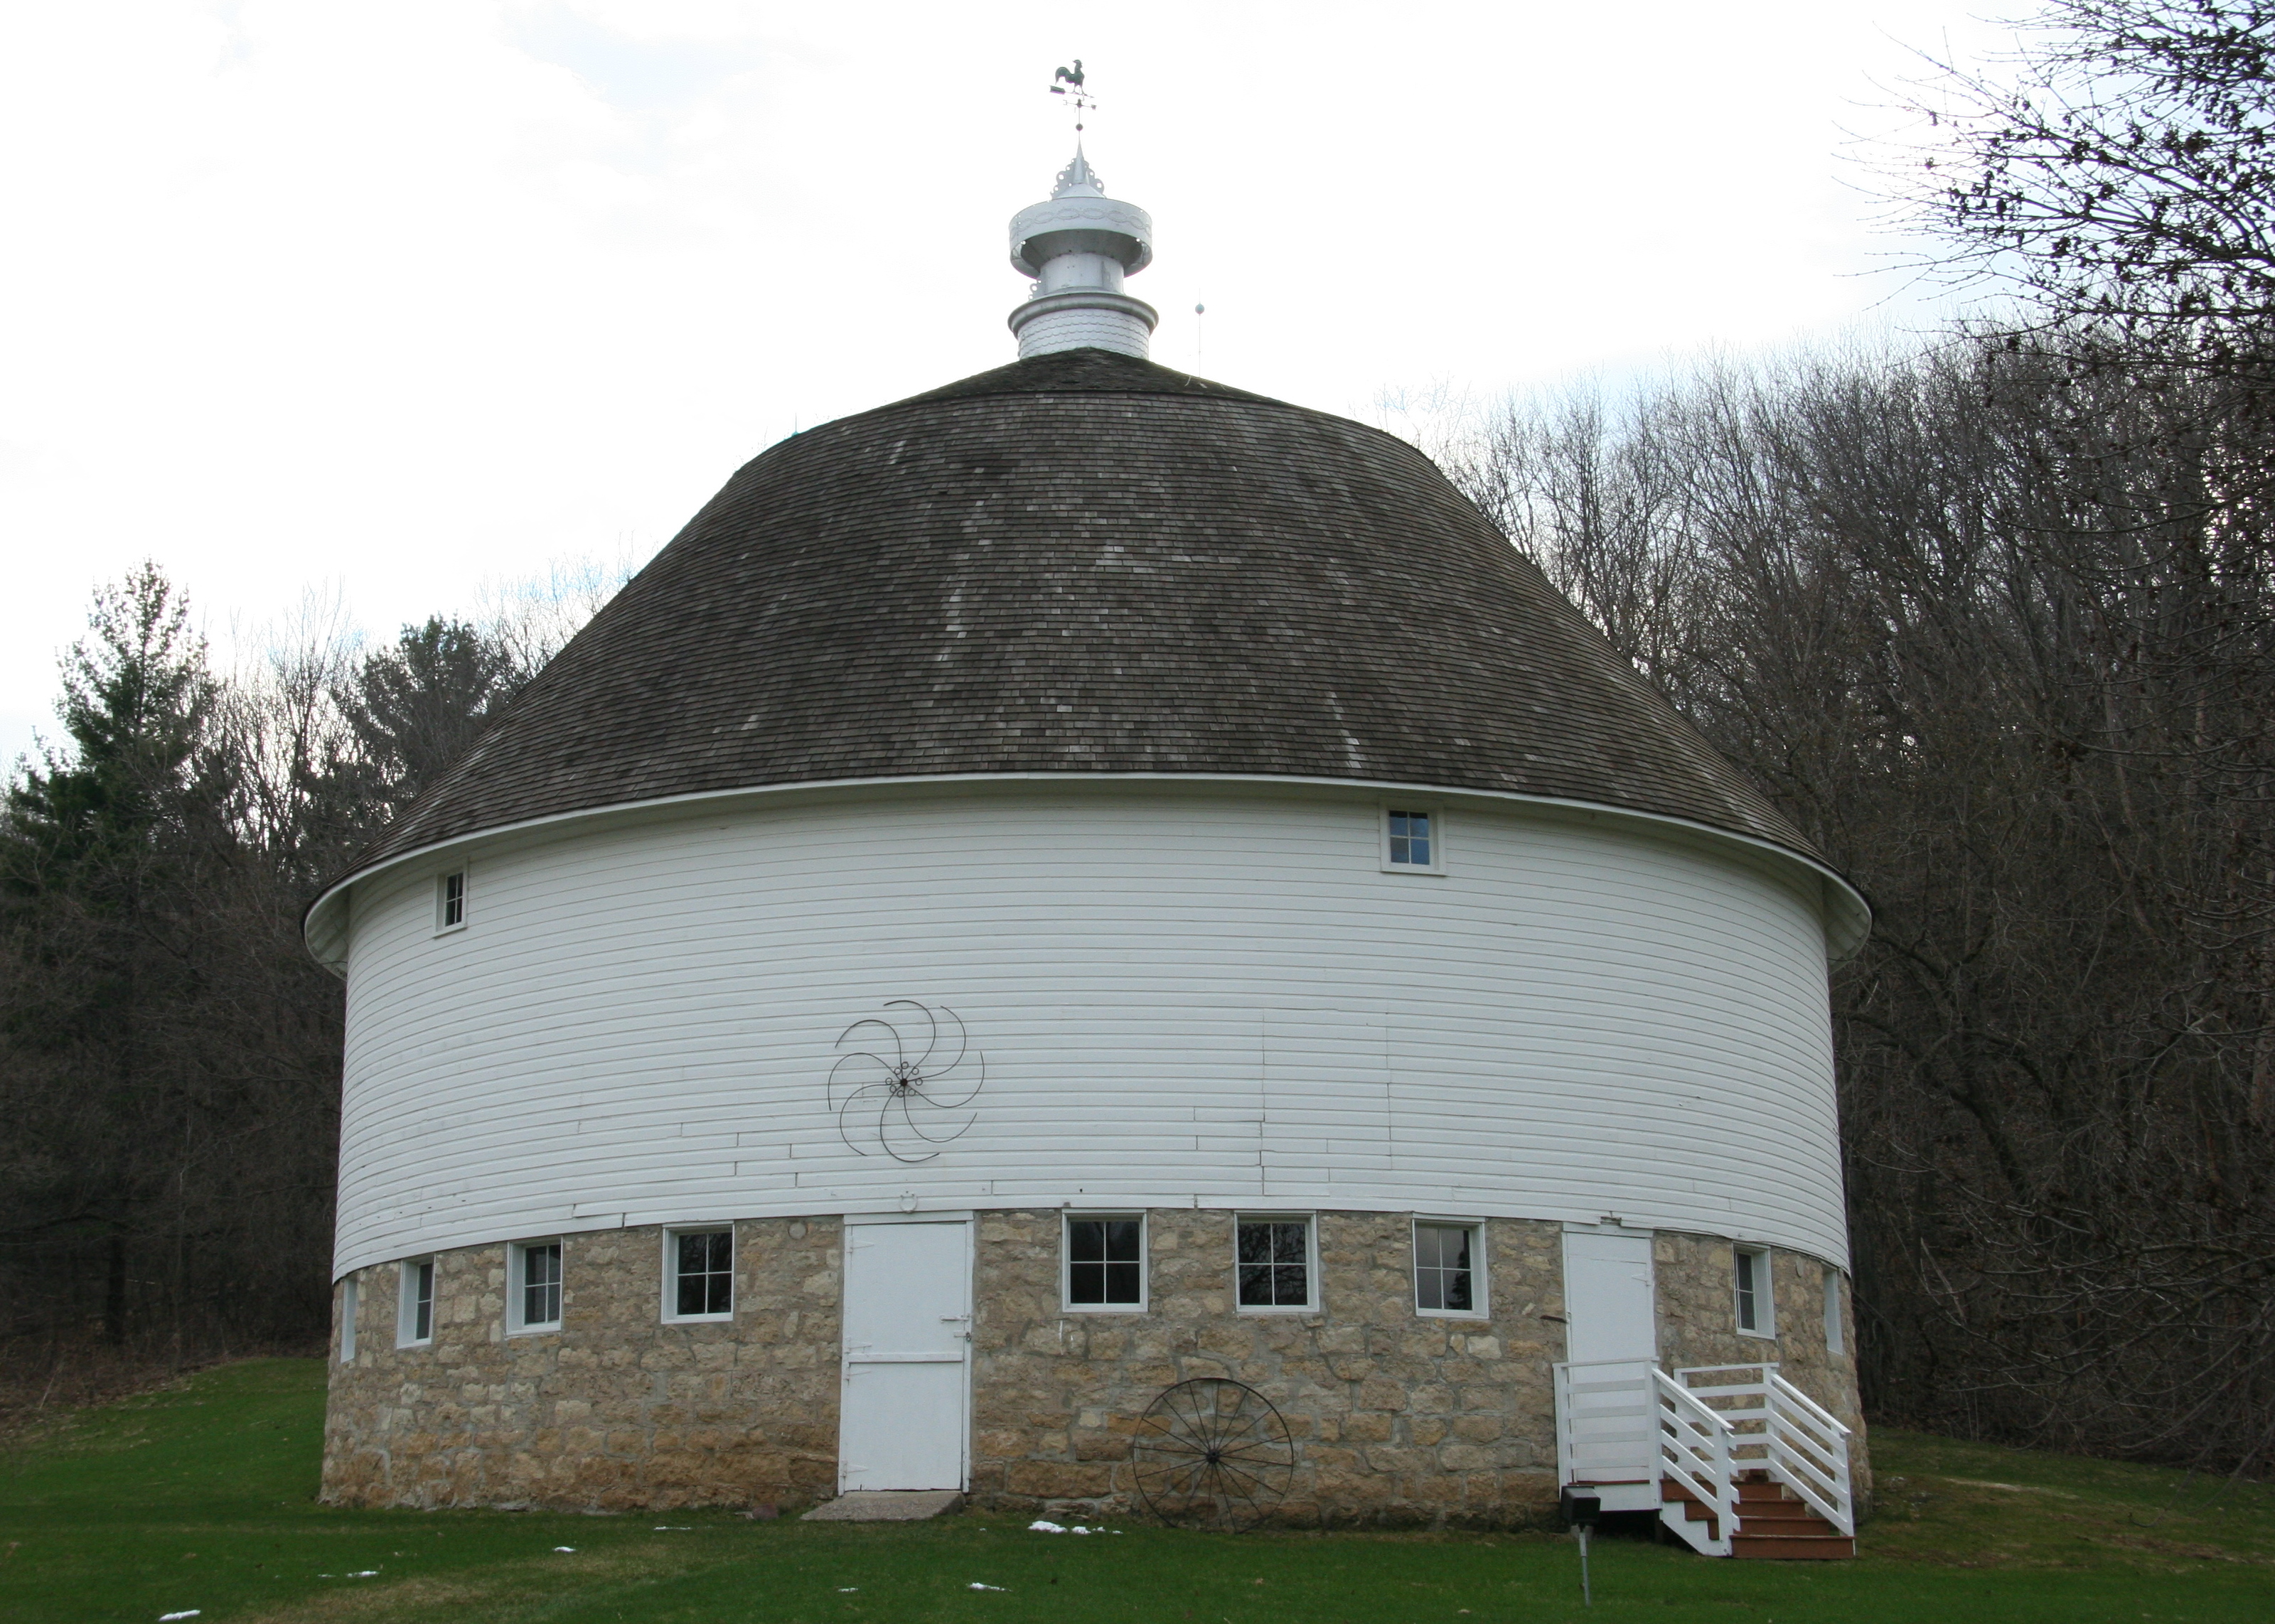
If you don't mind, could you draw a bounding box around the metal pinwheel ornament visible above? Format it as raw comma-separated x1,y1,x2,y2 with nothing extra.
829,1000,984,1163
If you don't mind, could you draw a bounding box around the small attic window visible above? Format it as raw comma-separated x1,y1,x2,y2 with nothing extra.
1381,807,1442,873
436,870,466,933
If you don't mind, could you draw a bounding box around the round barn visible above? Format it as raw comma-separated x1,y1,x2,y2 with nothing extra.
311,146,1872,1548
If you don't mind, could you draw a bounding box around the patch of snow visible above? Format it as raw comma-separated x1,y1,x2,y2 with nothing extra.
1027,1520,1066,1533
552,1547,577,1553
968,1582,1005,1590
159,1613,202,1621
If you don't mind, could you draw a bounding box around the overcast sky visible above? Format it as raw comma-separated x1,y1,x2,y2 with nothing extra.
0,1,2011,769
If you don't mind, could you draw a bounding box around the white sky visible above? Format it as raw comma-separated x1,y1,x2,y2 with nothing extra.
0,1,2008,769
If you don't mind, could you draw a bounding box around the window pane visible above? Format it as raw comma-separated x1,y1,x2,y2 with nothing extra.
1271,1222,1305,1263
677,1272,707,1317
1273,1264,1308,1304
1105,1262,1142,1303
1410,836,1430,865
1070,1263,1105,1304
414,1262,434,1340
525,1244,561,1325
1442,1265,1472,1312
1104,1220,1141,1262
1237,1225,1273,1266
1237,1262,1275,1306
1069,1220,1105,1263
1417,1269,1445,1311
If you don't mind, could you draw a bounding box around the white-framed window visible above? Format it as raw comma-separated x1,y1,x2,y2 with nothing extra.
1824,1268,1845,1355
1064,1213,1146,1311
1735,1244,1775,1338
1381,807,1444,873
397,1257,435,1346
435,869,467,933
508,1239,563,1333
338,1276,358,1363
664,1227,734,1322
1235,1214,1317,1312
1413,1219,1487,1317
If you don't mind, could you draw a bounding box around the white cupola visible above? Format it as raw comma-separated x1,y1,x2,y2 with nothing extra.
1007,146,1157,359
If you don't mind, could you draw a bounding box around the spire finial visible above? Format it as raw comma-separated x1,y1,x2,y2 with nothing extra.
1007,70,1157,360
1052,144,1106,199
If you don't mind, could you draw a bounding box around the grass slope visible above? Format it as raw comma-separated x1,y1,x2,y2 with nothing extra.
1,1359,2270,1623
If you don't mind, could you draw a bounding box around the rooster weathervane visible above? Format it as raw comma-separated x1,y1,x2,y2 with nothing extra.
1049,59,1094,131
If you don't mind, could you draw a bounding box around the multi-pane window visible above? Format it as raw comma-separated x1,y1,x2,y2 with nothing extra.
1735,1246,1774,1336
438,870,466,930
670,1230,734,1318
1414,1222,1480,1314
1824,1269,1844,1355
515,1242,562,1330
398,1258,434,1345
1066,1216,1144,1308
339,1278,358,1363
1236,1217,1314,1310
1385,810,1434,867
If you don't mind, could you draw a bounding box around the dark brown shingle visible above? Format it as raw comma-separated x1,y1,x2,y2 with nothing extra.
333,348,1820,886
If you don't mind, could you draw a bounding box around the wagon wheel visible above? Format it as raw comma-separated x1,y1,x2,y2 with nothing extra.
1130,1378,1294,1532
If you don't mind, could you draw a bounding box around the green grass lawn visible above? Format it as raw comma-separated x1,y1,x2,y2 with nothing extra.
2,1359,2270,1623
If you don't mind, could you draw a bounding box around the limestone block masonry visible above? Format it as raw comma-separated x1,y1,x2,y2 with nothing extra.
323,1210,1868,1524
971,1211,1565,1526
323,1218,842,1510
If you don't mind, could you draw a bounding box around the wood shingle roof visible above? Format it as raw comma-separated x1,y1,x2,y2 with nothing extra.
334,347,1822,886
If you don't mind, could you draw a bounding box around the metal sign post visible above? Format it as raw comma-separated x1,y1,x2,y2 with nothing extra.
1559,1487,1602,1608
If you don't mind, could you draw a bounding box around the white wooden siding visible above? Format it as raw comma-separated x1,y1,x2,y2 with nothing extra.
332,783,1848,1276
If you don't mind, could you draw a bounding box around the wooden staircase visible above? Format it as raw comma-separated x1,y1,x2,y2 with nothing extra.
1663,1475,1856,1559
1555,1359,1857,1559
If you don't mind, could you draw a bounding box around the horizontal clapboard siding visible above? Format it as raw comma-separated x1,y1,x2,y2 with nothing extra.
333,782,1846,1277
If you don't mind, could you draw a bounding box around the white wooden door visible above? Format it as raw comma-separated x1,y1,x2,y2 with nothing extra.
1557,1227,1660,1501
838,1218,971,1491
1563,1228,1657,1364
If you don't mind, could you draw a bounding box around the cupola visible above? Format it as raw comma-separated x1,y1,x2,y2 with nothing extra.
1006,146,1157,358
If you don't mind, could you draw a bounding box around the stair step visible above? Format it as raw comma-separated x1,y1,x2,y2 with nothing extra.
1738,1514,1838,1536
1737,1500,1821,1520
1730,1532,1856,1560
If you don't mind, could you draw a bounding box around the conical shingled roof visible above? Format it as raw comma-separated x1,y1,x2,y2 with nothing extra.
332,347,1823,888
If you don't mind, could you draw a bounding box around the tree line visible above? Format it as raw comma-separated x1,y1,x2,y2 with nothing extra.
1423,0,2275,1469
0,578,596,1373
3,0,2268,1470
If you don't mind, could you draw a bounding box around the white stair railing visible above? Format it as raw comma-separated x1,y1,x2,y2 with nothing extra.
1649,1367,1738,1556
1673,1363,1855,1538
1553,1358,1659,1497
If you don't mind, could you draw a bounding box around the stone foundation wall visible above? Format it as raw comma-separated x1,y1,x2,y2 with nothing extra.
1652,1231,1873,1510
970,1209,1567,1527
321,1210,1868,1524
322,1217,842,1510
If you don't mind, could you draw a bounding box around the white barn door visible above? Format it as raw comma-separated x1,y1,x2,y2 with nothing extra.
1557,1227,1660,1506
1563,1228,1657,1365
838,1217,972,1491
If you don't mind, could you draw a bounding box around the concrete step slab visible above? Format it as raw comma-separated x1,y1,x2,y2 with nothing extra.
802,1490,966,1522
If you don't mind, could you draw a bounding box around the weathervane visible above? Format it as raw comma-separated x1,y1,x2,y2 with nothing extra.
1049,59,1093,131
